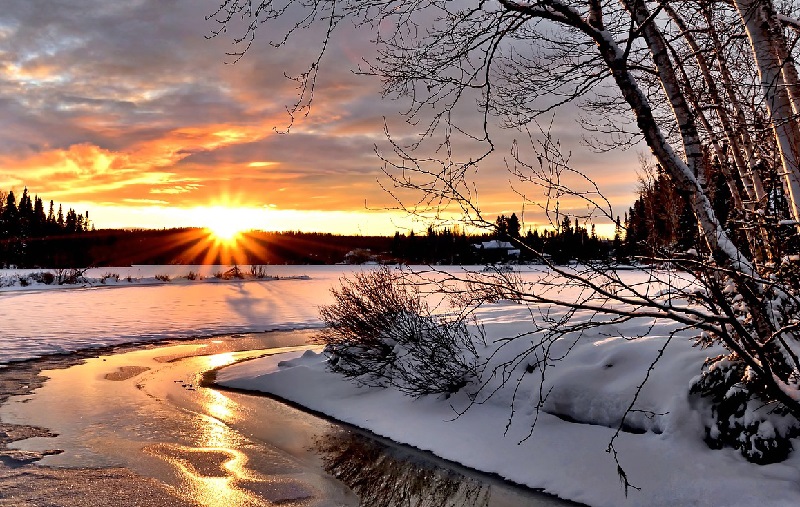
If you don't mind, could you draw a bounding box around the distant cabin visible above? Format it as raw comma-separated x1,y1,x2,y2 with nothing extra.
473,240,520,263
344,248,378,264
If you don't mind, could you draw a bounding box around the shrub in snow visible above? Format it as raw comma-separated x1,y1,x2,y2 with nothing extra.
32,271,55,285
222,266,244,279
691,353,800,464
318,267,481,397
54,268,88,285
690,264,800,464
683,260,800,464
249,265,269,279
100,272,120,284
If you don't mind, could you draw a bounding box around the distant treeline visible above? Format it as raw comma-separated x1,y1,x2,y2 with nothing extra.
0,223,616,268
393,214,612,265
8,169,799,268
0,188,91,267
3,186,715,268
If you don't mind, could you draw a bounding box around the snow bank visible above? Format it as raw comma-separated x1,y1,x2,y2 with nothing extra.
0,265,310,292
217,299,800,506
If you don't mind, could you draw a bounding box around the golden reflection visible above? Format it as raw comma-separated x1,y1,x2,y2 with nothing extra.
316,429,491,507
146,443,262,507
207,352,236,369
205,389,234,422
198,412,236,449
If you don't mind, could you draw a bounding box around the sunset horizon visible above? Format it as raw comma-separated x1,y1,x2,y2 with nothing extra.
3,2,800,506
0,0,638,239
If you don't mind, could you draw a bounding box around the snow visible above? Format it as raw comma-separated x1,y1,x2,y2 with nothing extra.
216,273,800,507
474,240,515,249
6,263,800,506
0,265,349,365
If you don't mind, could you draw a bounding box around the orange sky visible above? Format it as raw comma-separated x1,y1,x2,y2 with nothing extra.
0,0,640,237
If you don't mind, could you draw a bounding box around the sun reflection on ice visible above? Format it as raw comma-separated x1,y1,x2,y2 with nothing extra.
198,413,236,449
204,391,234,426
147,442,262,507
207,352,236,369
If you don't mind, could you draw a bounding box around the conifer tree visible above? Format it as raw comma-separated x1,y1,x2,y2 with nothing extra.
33,196,46,236
507,213,521,239
65,209,77,234
18,188,33,239
1,191,19,238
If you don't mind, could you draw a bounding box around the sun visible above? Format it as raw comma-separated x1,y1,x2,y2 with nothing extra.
199,206,258,244
206,220,243,242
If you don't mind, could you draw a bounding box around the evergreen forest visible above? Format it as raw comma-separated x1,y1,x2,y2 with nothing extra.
7,181,795,268
0,188,91,267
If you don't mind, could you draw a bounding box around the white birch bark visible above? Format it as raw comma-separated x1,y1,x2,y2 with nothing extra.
664,4,770,263
734,0,800,225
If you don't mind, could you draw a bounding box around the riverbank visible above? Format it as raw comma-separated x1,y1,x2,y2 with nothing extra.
214,331,800,507
0,341,201,506
0,331,575,507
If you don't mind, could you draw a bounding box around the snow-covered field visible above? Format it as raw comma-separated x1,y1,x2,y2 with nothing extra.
0,264,535,364
5,264,800,505
0,265,348,365
213,267,800,507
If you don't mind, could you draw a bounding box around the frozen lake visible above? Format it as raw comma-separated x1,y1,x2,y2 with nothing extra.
0,264,535,366
0,265,350,365
3,263,789,506
0,263,670,366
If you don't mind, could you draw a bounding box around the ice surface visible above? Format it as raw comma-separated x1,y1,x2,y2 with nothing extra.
0,264,539,365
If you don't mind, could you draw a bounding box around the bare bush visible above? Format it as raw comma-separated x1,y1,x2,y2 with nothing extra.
100,272,120,284
28,271,55,285
249,264,269,279
54,268,88,285
154,274,171,282
317,267,482,397
223,265,244,279
19,271,56,287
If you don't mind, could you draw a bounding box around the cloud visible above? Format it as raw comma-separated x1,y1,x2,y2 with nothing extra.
0,0,640,233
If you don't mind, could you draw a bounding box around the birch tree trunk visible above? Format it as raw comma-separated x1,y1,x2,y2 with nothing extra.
734,0,800,225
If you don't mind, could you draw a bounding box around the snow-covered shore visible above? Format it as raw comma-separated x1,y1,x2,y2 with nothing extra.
216,299,800,507
6,263,800,505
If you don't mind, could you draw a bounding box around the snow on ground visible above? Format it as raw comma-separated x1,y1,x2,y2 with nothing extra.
0,264,504,365
6,263,800,505
217,275,800,507
0,265,351,365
